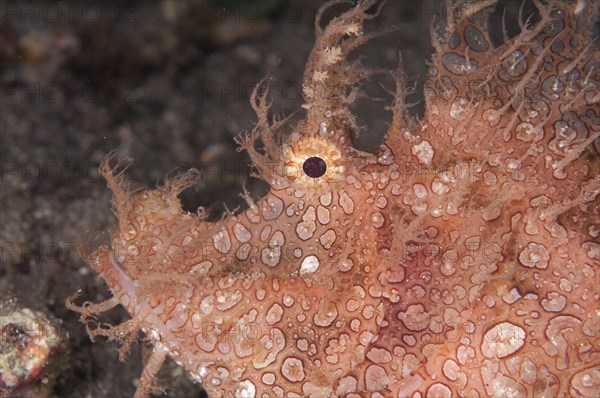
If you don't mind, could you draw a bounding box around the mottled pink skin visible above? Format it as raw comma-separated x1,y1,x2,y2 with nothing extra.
70,1,600,397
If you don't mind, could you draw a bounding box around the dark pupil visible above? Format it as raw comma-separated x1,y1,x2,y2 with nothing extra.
302,156,327,178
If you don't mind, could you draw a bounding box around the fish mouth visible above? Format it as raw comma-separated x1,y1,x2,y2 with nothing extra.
102,250,202,370
103,250,140,309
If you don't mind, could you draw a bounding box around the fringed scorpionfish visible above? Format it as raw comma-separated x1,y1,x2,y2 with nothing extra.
68,0,600,397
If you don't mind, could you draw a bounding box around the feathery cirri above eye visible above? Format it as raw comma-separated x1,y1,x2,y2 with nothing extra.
68,1,600,397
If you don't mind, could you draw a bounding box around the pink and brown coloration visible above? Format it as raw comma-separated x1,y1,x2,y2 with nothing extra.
68,0,600,397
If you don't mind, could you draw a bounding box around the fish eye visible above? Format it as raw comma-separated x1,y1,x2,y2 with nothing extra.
302,156,327,178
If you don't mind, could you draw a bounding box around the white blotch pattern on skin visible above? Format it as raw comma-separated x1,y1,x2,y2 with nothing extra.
339,191,355,214
281,357,305,382
319,229,337,249
296,206,317,240
317,206,331,225
262,195,284,220
481,322,526,359
519,242,550,269
411,140,434,165
212,229,231,253
235,380,256,398
233,223,251,243
300,255,320,275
